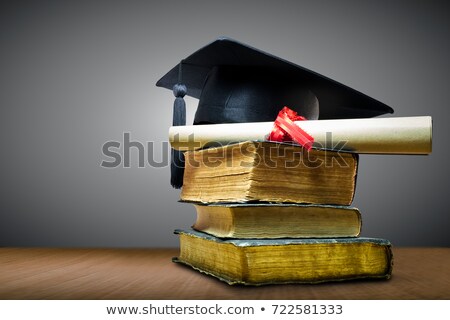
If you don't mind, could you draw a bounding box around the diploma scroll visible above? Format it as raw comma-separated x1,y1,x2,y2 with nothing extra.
169,116,432,155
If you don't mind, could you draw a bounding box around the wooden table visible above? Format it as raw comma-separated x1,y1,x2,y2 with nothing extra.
0,247,448,299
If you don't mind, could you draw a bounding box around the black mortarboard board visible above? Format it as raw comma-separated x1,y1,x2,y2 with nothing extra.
156,37,393,188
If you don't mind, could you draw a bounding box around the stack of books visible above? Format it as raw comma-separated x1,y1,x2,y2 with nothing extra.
174,141,393,285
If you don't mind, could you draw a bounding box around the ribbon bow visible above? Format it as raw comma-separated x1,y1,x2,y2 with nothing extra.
268,106,314,150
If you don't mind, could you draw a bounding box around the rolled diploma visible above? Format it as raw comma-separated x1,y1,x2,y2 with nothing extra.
169,116,432,154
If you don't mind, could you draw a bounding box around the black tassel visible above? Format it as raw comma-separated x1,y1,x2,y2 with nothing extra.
170,62,187,188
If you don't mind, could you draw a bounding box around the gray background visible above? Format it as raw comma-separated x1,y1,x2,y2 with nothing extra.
0,0,448,247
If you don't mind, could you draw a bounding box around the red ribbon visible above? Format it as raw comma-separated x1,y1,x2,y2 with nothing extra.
268,106,314,150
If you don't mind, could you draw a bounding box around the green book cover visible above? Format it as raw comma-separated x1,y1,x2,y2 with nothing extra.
174,229,393,285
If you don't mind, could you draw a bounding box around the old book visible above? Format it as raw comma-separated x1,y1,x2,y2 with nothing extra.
181,141,358,205
174,229,393,285
192,203,361,239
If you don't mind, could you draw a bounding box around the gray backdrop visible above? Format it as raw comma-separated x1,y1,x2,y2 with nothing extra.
1,0,448,247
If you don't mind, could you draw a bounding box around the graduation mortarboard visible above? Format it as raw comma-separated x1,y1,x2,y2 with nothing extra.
156,37,393,188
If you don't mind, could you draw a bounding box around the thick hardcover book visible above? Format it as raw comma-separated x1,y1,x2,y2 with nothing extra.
181,141,358,205
174,229,393,285
192,203,361,239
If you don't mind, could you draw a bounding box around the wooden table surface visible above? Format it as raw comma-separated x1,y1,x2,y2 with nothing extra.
0,247,448,299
